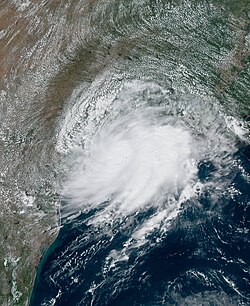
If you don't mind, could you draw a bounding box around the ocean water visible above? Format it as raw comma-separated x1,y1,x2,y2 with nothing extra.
30,143,250,306
28,0,250,305
29,87,250,305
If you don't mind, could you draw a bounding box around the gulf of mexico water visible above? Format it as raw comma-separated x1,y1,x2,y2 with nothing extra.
30,141,250,306
29,0,250,305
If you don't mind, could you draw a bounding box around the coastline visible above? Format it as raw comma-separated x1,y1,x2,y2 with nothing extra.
0,0,249,305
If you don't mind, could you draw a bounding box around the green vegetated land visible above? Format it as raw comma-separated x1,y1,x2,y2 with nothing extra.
0,0,249,305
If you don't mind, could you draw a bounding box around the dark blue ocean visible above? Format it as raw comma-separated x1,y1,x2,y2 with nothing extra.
30,145,250,306
1,0,250,305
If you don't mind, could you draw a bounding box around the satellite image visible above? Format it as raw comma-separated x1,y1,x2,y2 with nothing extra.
0,0,249,305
